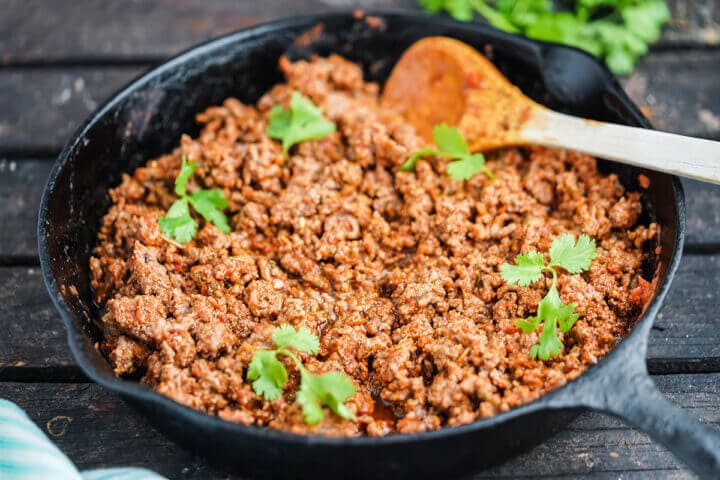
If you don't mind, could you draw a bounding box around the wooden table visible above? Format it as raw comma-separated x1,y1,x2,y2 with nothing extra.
1,1,719,478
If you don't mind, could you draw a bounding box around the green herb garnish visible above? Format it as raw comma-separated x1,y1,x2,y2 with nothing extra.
418,0,670,75
158,155,230,243
247,325,356,425
266,91,336,153
500,234,597,360
401,123,494,180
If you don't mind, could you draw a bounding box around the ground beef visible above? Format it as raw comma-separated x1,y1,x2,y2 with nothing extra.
90,54,659,436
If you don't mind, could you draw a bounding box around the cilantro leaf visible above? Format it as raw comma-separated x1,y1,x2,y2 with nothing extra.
247,350,288,401
267,91,336,153
445,0,475,20
174,155,196,197
417,0,671,75
549,233,597,273
399,148,438,172
297,370,356,425
266,105,292,144
296,383,326,425
446,153,489,180
557,301,580,333
433,123,470,156
403,124,493,180
158,156,231,242
516,315,541,333
524,284,569,360
538,284,579,334
593,20,649,75
188,189,231,233
496,0,550,27
158,199,197,243
525,12,602,56
472,0,522,32
503,234,596,360
247,325,355,425
621,0,670,43
314,371,356,420
531,317,564,360
500,251,545,286
419,0,447,12
272,325,320,355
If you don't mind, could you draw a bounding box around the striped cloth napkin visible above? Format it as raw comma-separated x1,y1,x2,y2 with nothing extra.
0,399,168,480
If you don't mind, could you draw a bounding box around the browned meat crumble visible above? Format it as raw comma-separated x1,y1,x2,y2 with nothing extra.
90,54,659,436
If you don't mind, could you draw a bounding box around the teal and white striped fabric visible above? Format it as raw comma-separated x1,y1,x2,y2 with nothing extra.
0,399,167,480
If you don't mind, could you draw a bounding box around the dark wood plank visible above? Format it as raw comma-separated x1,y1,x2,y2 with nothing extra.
0,0,416,63
0,159,52,259
684,179,720,250
648,255,720,372
0,266,72,371
0,67,145,154
0,0,716,64
659,0,720,48
622,51,720,139
0,383,228,477
2,373,716,478
2,254,719,373
1,50,718,153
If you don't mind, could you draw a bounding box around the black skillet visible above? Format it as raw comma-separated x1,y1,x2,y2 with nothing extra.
38,10,720,480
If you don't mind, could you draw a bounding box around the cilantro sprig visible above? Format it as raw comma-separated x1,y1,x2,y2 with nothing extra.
158,155,230,243
500,234,597,360
247,325,356,425
266,91,336,153
401,123,494,180
419,0,670,75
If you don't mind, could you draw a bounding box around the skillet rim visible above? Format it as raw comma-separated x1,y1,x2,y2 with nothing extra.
38,9,686,447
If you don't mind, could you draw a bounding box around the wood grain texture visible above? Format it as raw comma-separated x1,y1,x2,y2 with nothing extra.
659,0,720,47
0,0,716,64
2,374,716,479
2,254,720,373
0,159,52,259
684,179,720,250
648,255,720,372
0,0,415,63
0,266,68,371
0,51,718,153
622,51,720,139
0,67,145,154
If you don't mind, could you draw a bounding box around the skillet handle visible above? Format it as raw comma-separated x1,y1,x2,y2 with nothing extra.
572,357,720,479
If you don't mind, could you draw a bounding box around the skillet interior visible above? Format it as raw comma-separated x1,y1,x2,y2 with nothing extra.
38,11,683,479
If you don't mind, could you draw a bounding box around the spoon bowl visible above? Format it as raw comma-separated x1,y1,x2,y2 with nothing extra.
381,36,720,184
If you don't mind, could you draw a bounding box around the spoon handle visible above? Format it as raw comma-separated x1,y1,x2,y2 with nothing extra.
522,108,720,184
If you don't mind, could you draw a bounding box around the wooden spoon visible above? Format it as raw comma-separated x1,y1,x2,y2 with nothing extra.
381,36,720,184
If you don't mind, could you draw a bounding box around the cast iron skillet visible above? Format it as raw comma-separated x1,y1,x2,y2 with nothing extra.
38,10,720,479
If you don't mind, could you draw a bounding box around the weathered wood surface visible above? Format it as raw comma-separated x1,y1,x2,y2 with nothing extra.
0,50,718,152
622,51,720,139
685,179,720,250
2,253,719,375
0,0,717,65
650,254,720,372
2,373,716,479
660,0,720,47
0,159,50,260
0,266,71,373
0,67,145,154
